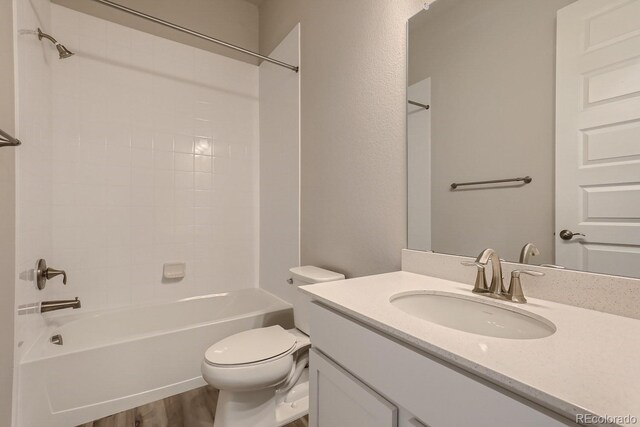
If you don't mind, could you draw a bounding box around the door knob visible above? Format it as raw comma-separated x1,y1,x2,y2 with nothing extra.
559,229,586,241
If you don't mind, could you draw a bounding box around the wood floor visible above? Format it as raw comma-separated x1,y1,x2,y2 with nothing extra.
77,385,308,427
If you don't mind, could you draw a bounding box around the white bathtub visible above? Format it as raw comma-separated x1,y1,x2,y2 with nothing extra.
18,289,293,427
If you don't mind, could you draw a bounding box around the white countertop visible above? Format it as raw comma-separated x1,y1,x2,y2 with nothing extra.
301,271,640,425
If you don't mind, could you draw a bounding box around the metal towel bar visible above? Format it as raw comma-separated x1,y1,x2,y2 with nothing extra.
408,100,430,110
0,128,21,148
451,176,532,189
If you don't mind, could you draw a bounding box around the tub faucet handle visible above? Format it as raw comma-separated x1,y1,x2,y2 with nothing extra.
46,267,67,284
36,259,67,290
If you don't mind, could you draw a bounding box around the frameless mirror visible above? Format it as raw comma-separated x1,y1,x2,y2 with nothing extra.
407,0,640,278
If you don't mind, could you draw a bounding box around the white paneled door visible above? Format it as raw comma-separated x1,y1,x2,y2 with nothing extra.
556,0,640,277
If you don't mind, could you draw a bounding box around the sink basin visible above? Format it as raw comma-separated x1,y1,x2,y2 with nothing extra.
390,291,556,339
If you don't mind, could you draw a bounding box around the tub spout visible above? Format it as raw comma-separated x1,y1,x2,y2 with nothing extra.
40,297,81,313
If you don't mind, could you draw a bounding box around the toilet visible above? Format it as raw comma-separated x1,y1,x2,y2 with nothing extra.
201,266,345,427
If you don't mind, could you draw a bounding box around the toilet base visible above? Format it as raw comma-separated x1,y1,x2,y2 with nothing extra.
212,369,309,427
214,388,277,427
276,368,309,426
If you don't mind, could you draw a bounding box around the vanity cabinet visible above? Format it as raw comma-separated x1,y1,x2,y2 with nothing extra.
308,302,577,427
309,349,398,427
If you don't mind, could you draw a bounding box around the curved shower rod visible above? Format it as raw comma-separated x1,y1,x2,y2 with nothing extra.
90,0,299,72
0,128,21,148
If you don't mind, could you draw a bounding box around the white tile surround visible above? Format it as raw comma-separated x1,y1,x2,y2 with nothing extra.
15,0,53,363
402,249,640,320
47,5,260,309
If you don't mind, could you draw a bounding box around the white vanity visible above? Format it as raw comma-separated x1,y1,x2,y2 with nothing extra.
301,261,640,427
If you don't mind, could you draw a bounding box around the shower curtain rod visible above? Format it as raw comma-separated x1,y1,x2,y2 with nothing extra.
0,127,21,148
90,0,299,72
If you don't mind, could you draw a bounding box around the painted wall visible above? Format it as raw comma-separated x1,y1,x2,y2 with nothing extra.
0,0,15,423
48,5,260,310
408,0,574,263
259,25,301,303
259,0,425,278
52,0,260,65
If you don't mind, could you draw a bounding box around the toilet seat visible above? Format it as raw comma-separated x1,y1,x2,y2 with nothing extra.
205,326,297,366
202,326,300,392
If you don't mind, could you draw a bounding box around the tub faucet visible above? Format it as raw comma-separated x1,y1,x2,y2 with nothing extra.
40,297,81,313
475,248,506,299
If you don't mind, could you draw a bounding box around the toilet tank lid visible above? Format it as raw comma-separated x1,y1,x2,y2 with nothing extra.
289,266,345,283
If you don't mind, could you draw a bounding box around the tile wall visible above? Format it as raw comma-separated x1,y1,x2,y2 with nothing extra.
15,0,53,362
48,5,259,310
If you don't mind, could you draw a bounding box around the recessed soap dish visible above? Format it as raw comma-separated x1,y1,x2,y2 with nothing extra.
163,262,186,280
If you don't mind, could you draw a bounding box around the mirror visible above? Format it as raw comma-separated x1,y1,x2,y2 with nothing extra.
407,0,640,278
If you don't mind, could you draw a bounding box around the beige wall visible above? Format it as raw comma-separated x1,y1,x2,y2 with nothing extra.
53,0,260,64
259,25,301,303
259,0,424,278
408,0,574,263
0,0,16,423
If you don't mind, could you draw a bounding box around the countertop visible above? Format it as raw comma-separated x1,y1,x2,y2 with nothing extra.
300,271,640,426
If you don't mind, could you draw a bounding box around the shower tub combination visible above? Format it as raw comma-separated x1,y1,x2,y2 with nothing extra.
18,289,293,427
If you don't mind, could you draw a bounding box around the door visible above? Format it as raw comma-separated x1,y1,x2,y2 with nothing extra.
309,348,397,427
556,0,640,276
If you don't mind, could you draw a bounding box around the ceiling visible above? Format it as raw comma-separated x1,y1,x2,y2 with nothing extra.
244,0,264,6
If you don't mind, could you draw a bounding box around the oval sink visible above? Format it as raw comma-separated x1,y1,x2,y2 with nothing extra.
390,291,556,339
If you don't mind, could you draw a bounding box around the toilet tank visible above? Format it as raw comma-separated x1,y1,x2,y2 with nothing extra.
289,266,345,335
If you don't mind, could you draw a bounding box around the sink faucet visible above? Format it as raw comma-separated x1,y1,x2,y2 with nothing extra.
474,248,505,298
519,243,540,264
463,249,546,304
40,297,81,313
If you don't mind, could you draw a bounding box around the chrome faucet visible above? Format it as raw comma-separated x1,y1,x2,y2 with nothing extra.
519,243,540,264
474,248,506,298
40,297,81,313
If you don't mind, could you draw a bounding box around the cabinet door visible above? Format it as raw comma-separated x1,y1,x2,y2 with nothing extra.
309,348,397,427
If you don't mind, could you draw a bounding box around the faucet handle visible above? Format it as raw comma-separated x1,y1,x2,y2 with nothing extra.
36,259,67,290
461,261,481,267
507,270,544,303
45,267,67,285
515,270,545,277
461,261,488,293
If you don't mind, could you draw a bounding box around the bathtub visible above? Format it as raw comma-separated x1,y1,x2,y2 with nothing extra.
18,288,293,427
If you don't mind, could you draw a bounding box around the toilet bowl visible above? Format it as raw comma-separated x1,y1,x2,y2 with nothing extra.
202,326,311,427
201,266,344,427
